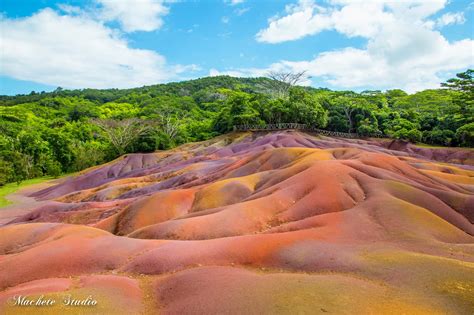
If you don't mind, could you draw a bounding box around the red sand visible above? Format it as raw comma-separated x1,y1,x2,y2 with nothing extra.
1,131,473,314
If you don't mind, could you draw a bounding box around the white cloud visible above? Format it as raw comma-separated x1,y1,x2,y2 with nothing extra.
436,12,465,27
221,16,230,24
210,67,263,78
226,0,245,6
96,0,169,32
0,9,197,89
256,0,454,43
280,37,473,92
57,4,82,15
250,0,474,92
256,0,332,43
235,7,250,16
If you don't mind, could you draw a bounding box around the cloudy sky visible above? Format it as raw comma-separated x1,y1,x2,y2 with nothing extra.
0,0,473,95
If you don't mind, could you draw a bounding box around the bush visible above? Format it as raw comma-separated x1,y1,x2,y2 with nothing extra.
392,128,422,143
45,159,62,178
1,151,29,184
456,123,474,147
422,129,455,146
357,118,380,136
0,159,13,186
69,141,107,172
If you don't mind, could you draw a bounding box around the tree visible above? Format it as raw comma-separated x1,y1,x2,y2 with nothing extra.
0,159,13,186
286,87,328,127
385,89,407,107
357,118,380,136
422,129,455,146
384,118,422,142
156,111,185,140
98,102,140,119
441,69,474,94
259,71,309,99
92,118,153,155
213,90,265,132
393,89,456,116
0,151,29,184
260,98,289,124
229,92,263,126
441,69,473,119
329,95,377,133
455,123,474,147
43,131,73,172
69,140,107,172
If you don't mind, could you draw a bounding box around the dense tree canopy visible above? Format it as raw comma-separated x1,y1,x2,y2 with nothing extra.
0,70,472,186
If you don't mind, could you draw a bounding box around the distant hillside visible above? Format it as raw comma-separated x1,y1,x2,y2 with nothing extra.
0,71,472,186
0,76,273,105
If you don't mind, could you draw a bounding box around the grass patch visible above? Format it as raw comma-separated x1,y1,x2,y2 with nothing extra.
0,177,54,208
415,143,474,150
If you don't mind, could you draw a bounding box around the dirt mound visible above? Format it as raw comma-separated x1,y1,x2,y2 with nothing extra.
1,131,473,314
383,139,474,165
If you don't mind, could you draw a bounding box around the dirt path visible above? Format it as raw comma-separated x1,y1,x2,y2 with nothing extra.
0,178,64,226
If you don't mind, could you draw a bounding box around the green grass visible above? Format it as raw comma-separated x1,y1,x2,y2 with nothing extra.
414,143,454,149
415,142,474,150
0,177,54,208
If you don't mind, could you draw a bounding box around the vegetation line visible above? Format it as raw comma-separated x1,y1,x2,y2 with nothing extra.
0,177,53,208
1,70,472,186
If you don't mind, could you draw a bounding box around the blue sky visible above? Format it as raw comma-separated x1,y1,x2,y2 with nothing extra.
1,0,473,95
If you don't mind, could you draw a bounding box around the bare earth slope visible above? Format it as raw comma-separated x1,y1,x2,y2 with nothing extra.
1,131,473,314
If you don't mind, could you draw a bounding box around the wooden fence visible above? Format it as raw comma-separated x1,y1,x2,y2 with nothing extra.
233,123,384,139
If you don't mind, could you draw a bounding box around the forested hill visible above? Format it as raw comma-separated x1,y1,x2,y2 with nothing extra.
0,76,277,106
0,70,473,185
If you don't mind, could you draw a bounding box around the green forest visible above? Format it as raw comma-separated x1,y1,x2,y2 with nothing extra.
0,69,472,186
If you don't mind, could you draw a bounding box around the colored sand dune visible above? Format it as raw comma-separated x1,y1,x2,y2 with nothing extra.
1,131,473,314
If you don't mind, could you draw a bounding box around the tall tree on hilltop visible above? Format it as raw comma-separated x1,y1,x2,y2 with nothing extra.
92,118,153,155
441,69,473,119
259,71,309,99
